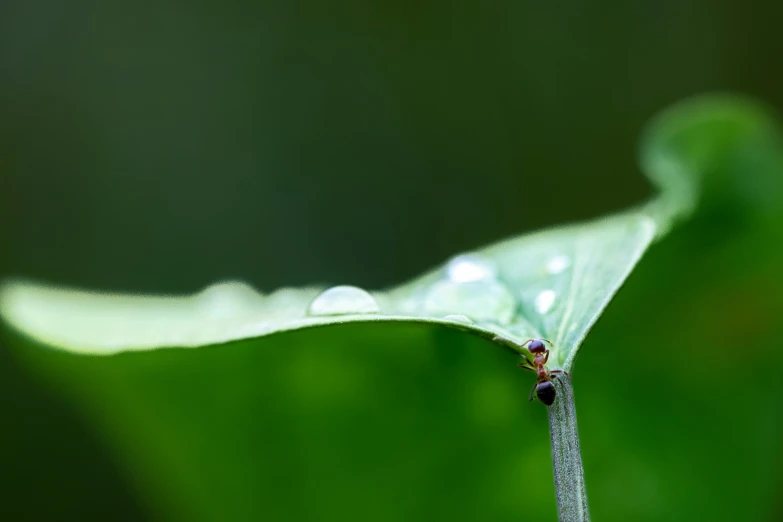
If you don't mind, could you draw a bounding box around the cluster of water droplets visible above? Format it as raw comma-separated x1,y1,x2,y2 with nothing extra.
299,249,573,338
419,254,517,325
526,254,569,315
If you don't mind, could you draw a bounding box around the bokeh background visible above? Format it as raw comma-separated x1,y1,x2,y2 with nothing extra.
1,1,782,521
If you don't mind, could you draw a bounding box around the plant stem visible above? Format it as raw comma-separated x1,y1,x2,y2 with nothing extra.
548,374,590,522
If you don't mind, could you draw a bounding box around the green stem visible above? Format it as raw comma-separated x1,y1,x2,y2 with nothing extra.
548,374,590,522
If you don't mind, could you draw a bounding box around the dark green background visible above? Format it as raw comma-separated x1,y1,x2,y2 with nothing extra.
1,1,782,521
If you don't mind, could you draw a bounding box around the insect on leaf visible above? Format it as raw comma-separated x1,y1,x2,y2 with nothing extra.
0,94,770,371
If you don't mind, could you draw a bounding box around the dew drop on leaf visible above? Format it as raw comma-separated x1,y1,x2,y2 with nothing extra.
534,289,556,314
446,254,498,282
545,255,571,274
307,286,380,316
197,281,264,319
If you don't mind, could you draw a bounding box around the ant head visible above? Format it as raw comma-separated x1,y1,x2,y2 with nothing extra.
535,381,556,406
527,339,548,354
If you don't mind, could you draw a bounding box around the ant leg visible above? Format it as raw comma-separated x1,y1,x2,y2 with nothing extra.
549,370,571,380
520,355,534,366
528,383,537,402
543,350,549,364
518,363,535,372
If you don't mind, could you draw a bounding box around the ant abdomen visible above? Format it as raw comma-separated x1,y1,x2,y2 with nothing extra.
535,381,556,406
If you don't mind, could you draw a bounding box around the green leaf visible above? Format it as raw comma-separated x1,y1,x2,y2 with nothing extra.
3,94,772,371
640,94,783,233
1,211,654,371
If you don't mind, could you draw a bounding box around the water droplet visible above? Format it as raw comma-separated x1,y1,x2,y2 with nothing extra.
443,314,474,325
423,280,515,324
446,254,497,283
307,285,380,316
546,255,571,274
534,289,556,314
197,281,263,319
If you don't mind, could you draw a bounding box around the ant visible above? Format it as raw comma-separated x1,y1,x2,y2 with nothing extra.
493,337,567,406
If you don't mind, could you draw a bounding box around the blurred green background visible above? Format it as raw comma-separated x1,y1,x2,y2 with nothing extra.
1,1,782,521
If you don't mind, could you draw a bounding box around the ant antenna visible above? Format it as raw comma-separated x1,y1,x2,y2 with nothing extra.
520,338,553,348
